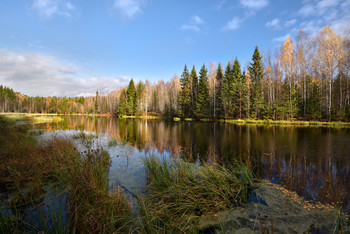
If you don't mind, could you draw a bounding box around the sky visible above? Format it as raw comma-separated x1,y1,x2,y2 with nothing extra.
0,0,349,97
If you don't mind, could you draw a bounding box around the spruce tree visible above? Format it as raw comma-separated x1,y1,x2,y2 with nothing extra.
179,65,192,118
231,58,247,119
248,46,264,119
195,64,209,118
126,79,136,115
215,63,224,118
95,91,99,114
136,82,145,116
190,65,198,111
222,62,233,118
118,89,127,117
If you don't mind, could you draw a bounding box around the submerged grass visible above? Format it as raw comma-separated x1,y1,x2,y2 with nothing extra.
0,116,131,233
137,157,255,232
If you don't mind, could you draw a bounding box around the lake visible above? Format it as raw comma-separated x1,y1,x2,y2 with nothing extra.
35,116,350,213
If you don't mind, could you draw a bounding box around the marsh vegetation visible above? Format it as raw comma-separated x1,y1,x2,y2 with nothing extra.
1,115,349,233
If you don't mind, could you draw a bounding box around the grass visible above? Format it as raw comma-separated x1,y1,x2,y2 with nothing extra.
0,211,23,233
136,156,255,232
0,113,62,124
108,136,118,147
0,116,131,233
120,115,165,120
223,118,350,127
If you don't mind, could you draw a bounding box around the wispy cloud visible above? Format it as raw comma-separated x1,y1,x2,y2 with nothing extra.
32,0,76,18
266,18,280,29
180,25,200,32
185,37,194,44
298,0,340,17
285,19,297,27
192,15,204,25
296,0,349,36
113,0,145,19
266,18,297,30
222,17,241,31
0,50,130,97
214,0,226,10
180,15,205,32
240,0,269,10
272,33,291,43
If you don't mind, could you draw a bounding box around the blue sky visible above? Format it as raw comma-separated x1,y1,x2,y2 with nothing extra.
0,0,349,97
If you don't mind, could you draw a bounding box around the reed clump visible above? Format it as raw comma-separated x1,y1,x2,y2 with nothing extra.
0,116,131,233
137,157,255,232
64,139,131,233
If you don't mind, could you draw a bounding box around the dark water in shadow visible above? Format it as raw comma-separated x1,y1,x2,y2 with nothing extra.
36,116,350,212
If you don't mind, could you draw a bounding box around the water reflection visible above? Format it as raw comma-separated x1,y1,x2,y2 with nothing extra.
38,116,350,212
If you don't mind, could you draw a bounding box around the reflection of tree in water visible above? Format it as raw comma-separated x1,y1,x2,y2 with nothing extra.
43,116,350,212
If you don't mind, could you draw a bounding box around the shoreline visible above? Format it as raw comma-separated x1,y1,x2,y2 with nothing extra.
1,113,350,128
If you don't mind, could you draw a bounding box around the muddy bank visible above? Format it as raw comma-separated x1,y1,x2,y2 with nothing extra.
199,181,348,233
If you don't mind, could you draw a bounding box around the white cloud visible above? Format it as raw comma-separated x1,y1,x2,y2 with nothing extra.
32,0,76,18
266,18,297,30
223,17,241,31
298,4,316,17
180,25,200,32
113,0,144,19
0,50,130,97
298,0,341,17
185,38,194,44
240,0,269,10
330,14,350,36
296,0,350,37
285,19,297,27
214,0,226,10
192,15,204,25
272,33,291,43
266,18,280,29
180,15,205,32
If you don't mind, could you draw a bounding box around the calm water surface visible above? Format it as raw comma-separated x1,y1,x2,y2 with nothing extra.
37,116,350,212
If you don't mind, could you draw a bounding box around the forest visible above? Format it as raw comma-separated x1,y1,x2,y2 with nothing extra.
1,25,350,121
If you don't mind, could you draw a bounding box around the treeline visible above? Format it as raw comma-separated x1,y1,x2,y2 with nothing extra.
1,25,349,121
0,86,118,114
117,25,350,121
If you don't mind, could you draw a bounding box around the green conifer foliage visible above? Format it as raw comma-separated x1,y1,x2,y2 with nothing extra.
195,64,209,118
126,79,136,115
191,65,198,111
248,46,264,119
215,63,224,118
179,65,192,118
118,89,127,117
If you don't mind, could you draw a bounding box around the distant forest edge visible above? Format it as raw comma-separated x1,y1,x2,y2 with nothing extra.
1,25,350,121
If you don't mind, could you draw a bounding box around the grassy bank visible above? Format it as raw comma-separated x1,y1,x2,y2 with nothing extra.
136,157,255,232
0,113,63,124
120,115,165,120
223,118,350,127
0,116,131,233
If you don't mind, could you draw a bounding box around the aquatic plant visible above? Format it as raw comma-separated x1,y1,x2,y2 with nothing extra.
0,116,132,233
137,156,255,232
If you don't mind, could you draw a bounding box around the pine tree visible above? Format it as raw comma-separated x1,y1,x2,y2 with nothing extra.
248,46,264,119
126,79,136,115
195,64,209,118
215,63,224,118
179,65,192,118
